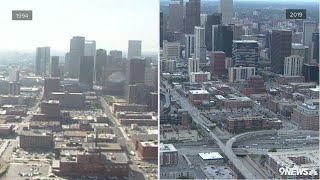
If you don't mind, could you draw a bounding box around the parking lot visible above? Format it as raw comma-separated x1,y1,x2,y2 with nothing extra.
4,163,50,180
12,148,54,163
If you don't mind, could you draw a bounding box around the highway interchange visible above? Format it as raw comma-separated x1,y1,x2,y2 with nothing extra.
161,76,319,179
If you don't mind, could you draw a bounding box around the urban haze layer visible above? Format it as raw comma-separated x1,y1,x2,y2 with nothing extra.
160,0,319,179
0,35,158,180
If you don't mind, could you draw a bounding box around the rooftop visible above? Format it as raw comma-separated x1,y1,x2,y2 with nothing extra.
198,152,223,160
202,166,235,179
189,90,209,94
21,129,52,136
160,143,177,152
233,40,258,43
268,150,319,169
140,141,158,147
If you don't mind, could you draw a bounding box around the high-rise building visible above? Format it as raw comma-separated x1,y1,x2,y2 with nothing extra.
284,55,304,76
232,40,259,67
163,41,180,60
44,77,60,99
292,31,303,44
168,0,183,32
200,14,208,27
303,21,317,47
271,30,292,74
145,65,158,90
219,0,233,25
84,40,96,56
35,47,50,76
291,43,309,63
160,11,164,48
85,40,96,81
311,33,319,62
8,65,19,82
95,49,107,84
188,57,199,74
109,50,123,59
212,25,233,57
205,13,222,51
64,52,70,75
8,82,20,95
210,51,226,75
302,63,319,83
128,83,154,105
79,56,94,90
128,58,146,85
128,40,142,59
50,56,60,78
230,24,243,40
194,26,206,64
184,34,195,59
69,36,85,78
185,0,200,34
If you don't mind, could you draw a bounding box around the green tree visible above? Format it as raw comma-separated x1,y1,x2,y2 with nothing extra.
268,147,277,152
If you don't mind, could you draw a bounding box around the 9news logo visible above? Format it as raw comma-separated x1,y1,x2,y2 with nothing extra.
279,167,318,176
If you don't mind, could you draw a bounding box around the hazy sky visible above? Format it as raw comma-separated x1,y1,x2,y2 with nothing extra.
0,0,159,53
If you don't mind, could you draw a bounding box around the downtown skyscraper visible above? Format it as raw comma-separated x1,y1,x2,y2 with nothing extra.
79,56,94,90
69,36,85,78
194,26,206,64
128,40,142,59
219,0,233,25
95,49,107,85
271,30,292,74
168,0,183,33
35,47,50,76
185,0,200,34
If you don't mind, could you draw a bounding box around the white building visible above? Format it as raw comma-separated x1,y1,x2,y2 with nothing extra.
228,66,255,82
284,55,304,76
188,57,200,74
219,0,233,25
8,66,19,82
128,40,142,59
198,152,224,165
163,41,180,60
194,26,206,64
184,34,195,59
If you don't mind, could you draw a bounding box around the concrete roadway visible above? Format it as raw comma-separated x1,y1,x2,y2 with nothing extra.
99,97,148,180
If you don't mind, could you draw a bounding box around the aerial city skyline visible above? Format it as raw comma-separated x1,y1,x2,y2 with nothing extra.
160,0,319,179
